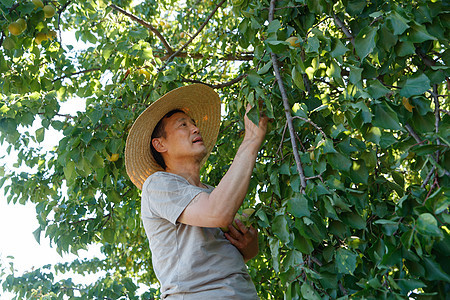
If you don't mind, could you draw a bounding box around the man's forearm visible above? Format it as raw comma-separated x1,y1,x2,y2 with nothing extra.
207,138,261,225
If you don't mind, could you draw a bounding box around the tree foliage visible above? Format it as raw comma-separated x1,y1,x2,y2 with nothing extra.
1,0,449,298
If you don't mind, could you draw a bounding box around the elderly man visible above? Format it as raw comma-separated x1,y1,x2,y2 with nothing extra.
125,84,268,299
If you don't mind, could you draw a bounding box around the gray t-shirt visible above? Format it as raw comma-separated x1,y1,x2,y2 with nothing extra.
141,172,259,299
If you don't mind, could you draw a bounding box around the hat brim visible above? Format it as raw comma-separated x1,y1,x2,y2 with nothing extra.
125,84,221,190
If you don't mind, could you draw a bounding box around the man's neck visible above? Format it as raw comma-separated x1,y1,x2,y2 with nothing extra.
165,162,202,187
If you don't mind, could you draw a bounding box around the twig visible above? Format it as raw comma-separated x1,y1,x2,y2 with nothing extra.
440,109,450,116
155,51,254,61
57,0,72,44
405,123,450,177
306,174,324,182
310,255,323,267
38,112,75,119
292,116,327,139
421,166,435,188
109,4,174,54
306,16,331,37
52,68,101,82
180,73,247,89
276,121,289,160
8,2,20,12
333,13,355,47
159,0,226,71
339,281,348,296
262,5,306,10
269,0,307,193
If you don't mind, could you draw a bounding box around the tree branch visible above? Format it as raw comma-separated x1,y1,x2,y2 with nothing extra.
57,0,72,43
52,68,101,82
333,13,355,47
155,51,254,61
181,73,247,89
421,166,435,188
292,116,327,139
405,123,449,177
158,0,226,71
262,5,306,10
109,4,174,55
269,0,307,193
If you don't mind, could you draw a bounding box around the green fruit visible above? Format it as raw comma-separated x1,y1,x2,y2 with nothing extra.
286,36,300,47
17,18,27,31
35,32,48,45
8,22,22,36
3,37,15,50
43,5,56,18
32,0,44,8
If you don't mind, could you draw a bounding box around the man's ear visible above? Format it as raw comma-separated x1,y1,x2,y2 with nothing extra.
152,138,167,153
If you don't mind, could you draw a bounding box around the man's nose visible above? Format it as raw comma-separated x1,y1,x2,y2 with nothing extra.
191,124,200,134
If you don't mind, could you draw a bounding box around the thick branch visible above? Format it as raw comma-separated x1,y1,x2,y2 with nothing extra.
159,0,226,70
269,0,307,192
333,13,355,47
52,68,101,82
181,73,247,89
109,4,174,54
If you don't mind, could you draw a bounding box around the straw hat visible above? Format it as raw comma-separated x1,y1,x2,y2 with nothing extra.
125,84,221,190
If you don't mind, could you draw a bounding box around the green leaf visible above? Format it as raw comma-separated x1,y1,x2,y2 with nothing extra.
267,20,281,33
401,229,414,250
340,212,366,230
349,65,363,84
387,11,410,35
336,247,357,275
413,144,445,156
417,213,443,237
399,73,431,98
33,227,41,244
35,127,45,143
246,70,261,87
301,283,320,300
372,102,401,130
305,36,320,53
367,80,391,99
246,105,259,126
103,228,115,244
355,26,377,60
395,41,416,57
272,214,290,244
397,279,426,295
265,40,288,54
423,256,450,282
330,38,349,58
287,196,310,218
292,66,305,91
293,231,314,254
350,160,368,184
327,152,352,171
63,161,76,182
408,23,437,43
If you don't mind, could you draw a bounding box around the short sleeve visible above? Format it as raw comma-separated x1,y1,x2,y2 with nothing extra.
142,172,209,225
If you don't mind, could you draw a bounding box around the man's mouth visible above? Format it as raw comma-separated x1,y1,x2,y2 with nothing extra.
192,137,203,143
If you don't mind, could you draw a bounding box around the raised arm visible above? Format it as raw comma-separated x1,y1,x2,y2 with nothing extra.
177,105,268,228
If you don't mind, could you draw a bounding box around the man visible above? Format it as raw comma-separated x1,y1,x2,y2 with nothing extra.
125,84,268,299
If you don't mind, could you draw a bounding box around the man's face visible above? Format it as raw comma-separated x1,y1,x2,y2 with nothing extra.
156,112,207,163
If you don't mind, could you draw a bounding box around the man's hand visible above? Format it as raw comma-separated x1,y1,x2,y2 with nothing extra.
224,219,259,262
243,104,269,148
